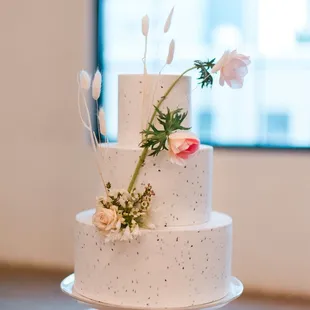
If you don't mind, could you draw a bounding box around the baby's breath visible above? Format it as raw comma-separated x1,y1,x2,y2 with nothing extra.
95,183,155,242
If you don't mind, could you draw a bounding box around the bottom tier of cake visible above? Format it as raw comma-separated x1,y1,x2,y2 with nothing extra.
74,210,232,308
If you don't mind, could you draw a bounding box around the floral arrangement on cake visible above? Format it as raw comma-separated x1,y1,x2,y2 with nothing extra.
92,183,155,242
77,7,250,242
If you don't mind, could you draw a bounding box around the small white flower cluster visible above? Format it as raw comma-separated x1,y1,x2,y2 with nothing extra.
93,183,155,243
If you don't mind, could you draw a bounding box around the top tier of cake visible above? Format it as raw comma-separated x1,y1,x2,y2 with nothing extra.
118,74,191,147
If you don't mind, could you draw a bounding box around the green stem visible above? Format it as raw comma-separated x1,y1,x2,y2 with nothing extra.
127,66,196,192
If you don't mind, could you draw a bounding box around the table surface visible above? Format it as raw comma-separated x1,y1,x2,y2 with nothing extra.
0,267,309,310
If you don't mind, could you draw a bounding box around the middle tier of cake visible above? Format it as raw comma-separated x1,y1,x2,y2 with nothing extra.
100,144,213,227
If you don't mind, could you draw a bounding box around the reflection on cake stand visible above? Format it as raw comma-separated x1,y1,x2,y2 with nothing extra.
61,274,243,310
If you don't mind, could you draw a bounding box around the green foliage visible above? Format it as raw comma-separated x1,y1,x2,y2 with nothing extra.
194,58,216,89
140,106,190,156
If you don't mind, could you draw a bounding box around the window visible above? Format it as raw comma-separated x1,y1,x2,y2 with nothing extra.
98,0,310,148
261,112,290,145
199,110,214,142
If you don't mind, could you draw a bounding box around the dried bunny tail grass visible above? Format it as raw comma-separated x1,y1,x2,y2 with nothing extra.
77,70,108,196
92,69,102,100
98,108,107,136
164,6,174,33
166,39,175,65
79,70,91,90
141,14,149,36
79,85,108,196
77,74,91,131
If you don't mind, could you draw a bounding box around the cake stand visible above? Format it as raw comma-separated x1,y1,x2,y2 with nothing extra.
61,274,243,310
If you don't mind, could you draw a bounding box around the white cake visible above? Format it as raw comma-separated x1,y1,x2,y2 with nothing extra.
75,211,231,308
74,74,233,308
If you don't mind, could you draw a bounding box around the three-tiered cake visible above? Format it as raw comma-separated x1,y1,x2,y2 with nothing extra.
74,8,250,308
74,74,232,308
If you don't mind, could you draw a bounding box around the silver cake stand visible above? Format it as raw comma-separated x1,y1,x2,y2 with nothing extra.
61,274,243,310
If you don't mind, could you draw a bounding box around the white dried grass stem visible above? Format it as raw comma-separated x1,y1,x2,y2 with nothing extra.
141,14,149,74
160,64,167,74
141,73,148,134
164,7,174,33
77,86,91,131
92,69,102,100
82,94,98,154
143,36,148,75
94,126,109,168
166,39,175,65
95,100,101,144
92,131,109,196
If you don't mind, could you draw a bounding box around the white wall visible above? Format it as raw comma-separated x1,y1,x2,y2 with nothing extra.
0,0,309,298
0,0,99,268
213,150,310,296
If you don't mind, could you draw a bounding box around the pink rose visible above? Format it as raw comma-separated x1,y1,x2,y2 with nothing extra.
93,207,119,232
211,50,250,89
168,131,200,165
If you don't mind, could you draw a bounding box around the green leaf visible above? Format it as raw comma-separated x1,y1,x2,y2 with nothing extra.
194,58,216,89
139,107,191,157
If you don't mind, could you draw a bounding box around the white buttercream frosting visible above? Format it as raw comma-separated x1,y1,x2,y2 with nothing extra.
74,209,232,308
118,74,191,147
100,143,213,227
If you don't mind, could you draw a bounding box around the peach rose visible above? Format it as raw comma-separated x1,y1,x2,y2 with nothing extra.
211,50,250,89
93,207,118,232
168,131,200,165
